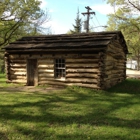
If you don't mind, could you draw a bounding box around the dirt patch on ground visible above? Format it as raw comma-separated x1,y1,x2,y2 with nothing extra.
0,85,65,93
126,69,140,79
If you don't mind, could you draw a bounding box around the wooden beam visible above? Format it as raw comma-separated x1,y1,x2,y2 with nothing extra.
66,68,101,73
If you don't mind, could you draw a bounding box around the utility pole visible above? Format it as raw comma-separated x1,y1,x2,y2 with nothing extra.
82,6,95,33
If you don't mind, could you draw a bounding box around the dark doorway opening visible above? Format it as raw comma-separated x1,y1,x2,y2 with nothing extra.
27,59,38,86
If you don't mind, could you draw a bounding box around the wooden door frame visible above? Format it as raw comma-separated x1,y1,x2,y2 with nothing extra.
26,59,38,86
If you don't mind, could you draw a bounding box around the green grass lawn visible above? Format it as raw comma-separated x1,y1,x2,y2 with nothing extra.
0,73,140,140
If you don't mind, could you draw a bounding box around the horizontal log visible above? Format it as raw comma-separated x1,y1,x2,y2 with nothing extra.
103,64,125,69
38,73,54,77
107,48,117,54
38,77,100,84
67,83,100,89
110,53,125,59
103,60,126,66
117,64,125,67
108,44,123,52
38,80,67,86
9,60,26,63
66,73,99,78
98,62,104,66
114,41,125,49
8,53,102,60
43,78,66,81
109,74,124,79
116,61,125,65
9,55,22,59
10,71,26,75
38,77,54,81
32,54,81,59
38,69,54,73
4,56,9,60
105,54,117,61
8,54,42,59
107,47,125,57
38,64,54,68
7,79,26,83
10,64,26,68
105,70,124,75
16,34,114,39
66,59,99,63
6,47,106,53
14,36,113,43
104,61,114,66
103,77,113,81
66,68,101,73
66,78,100,84
38,81,101,89
104,77,124,82
104,64,125,70
66,63,99,68
10,68,26,72
104,65,114,70
117,66,125,70
112,69,124,73
38,59,54,64
9,73,26,77
111,71,124,75
10,75,26,80
105,54,126,62
105,69,125,73
117,59,126,63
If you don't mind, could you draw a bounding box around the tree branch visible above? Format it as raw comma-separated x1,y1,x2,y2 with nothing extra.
128,0,140,11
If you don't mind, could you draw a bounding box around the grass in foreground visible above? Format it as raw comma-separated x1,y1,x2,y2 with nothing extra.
0,73,140,140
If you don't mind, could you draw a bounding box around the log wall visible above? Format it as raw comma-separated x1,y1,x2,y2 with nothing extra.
102,41,126,89
37,53,103,89
5,54,27,84
5,53,104,89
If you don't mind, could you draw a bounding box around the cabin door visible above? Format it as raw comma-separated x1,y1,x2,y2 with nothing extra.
27,59,38,86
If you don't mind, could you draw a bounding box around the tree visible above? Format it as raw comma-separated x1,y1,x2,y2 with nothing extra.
69,8,82,34
0,0,50,47
105,0,140,70
0,0,50,73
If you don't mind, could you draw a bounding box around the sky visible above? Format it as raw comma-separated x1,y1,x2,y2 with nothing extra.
40,0,115,34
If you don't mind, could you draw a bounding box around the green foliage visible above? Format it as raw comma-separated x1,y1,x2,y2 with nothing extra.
0,0,50,73
69,8,82,34
0,0,50,47
106,0,140,69
0,74,140,140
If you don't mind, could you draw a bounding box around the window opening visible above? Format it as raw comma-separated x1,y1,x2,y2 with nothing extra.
55,59,65,79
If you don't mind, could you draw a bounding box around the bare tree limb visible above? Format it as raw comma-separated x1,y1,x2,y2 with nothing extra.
128,0,140,11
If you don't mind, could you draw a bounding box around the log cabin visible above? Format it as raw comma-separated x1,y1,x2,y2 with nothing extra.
4,31,128,89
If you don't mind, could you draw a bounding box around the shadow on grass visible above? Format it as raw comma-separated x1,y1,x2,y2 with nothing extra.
0,85,140,140
0,132,9,140
0,79,140,139
107,79,140,94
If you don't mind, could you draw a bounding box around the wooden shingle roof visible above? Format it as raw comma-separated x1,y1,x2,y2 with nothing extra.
4,31,128,53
